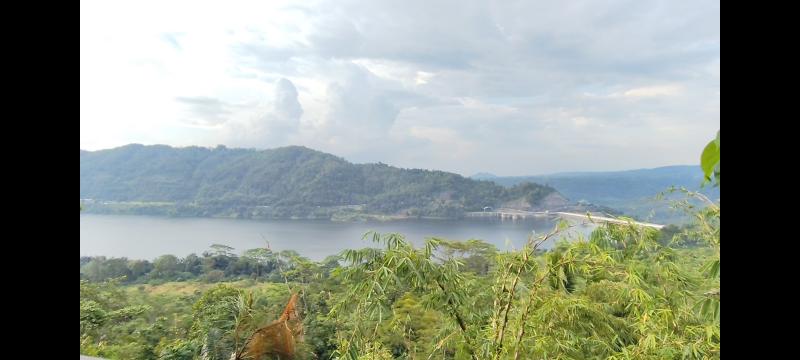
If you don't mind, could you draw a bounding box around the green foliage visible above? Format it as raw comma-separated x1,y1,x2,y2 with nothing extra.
328,215,719,359
81,138,720,358
185,285,247,359
80,215,721,358
155,339,199,360
81,243,328,285
438,239,498,275
701,131,720,186
80,279,154,358
81,225,719,359
80,144,557,219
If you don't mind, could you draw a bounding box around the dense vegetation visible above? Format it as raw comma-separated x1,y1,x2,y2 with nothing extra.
80,190,719,359
79,222,702,287
80,133,719,359
80,214,719,359
81,245,339,285
81,145,562,219
473,166,720,224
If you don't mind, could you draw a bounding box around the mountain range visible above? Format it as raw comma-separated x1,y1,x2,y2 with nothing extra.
472,166,719,223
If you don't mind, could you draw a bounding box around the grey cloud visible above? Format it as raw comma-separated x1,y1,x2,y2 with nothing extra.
321,64,403,136
224,0,718,174
274,78,303,120
233,0,718,97
251,78,303,139
224,78,304,148
176,97,234,126
237,0,718,74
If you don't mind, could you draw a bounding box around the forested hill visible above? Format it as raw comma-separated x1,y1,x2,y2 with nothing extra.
80,144,566,219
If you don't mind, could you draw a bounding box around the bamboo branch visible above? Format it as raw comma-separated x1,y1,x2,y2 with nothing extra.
435,279,479,360
425,330,458,360
492,224,575,359
512,258,579,360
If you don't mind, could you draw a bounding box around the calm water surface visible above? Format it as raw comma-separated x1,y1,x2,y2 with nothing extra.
80,214,596,260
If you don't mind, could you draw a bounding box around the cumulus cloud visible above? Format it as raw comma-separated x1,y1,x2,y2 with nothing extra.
273,78,303,121
221,78,304,148
81,0,720,175
323,64,403,134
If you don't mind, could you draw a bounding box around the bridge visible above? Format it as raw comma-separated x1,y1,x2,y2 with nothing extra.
465,208,664,229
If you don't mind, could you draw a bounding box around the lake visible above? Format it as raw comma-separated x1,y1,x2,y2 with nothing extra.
80,214,597,261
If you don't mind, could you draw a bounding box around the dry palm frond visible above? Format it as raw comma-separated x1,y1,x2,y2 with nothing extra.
236,293,304,360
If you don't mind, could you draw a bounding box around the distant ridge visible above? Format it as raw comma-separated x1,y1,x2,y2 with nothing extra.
471,165,719,223
81,144,571,220
470,172,498,180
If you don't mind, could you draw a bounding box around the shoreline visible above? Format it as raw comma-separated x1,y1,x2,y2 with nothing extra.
79,211,551,223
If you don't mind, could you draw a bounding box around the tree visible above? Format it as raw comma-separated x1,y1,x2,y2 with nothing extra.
187,285,243,360
127,259,153,281
153,255,180,279
81,257,132,282
243,248,278,278
181,253,203,275
80,279,150,357
209,244,236,257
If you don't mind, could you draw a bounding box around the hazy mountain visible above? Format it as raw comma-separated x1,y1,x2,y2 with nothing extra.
472,166,719,224
80,144,567,219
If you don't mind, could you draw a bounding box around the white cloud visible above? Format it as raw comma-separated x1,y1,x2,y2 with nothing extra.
622,85,683,98
415,71,435,85
220,78,304,147
80,0,720,175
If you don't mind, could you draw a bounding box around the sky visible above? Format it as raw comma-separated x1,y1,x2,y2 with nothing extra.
80,0,720,176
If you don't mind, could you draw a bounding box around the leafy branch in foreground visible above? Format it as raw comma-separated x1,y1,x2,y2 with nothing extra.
701,130,720,187
329,213,718,360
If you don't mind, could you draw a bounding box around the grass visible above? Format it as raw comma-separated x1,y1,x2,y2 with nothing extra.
126,279,287,296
